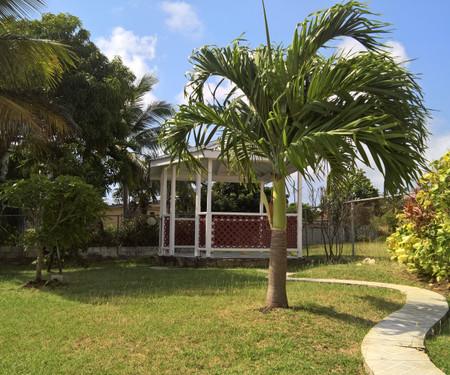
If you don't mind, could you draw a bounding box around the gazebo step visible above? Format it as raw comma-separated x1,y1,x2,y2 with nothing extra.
156,254,311,268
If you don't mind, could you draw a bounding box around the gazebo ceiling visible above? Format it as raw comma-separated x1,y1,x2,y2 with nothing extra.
150,145,297,183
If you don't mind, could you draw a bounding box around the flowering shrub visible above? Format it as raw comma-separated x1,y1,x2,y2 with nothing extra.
387,152,449,281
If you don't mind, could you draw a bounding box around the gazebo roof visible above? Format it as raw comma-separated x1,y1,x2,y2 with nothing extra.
149,142,297,183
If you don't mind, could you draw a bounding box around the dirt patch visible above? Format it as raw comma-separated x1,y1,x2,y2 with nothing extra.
401,272,450,297
22,279,63,289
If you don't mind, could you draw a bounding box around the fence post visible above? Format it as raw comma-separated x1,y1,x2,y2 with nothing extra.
351,202,355,257
303,207,309,258
116,215,120,253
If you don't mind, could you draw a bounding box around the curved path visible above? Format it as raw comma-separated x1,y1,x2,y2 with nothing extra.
287,277,449,375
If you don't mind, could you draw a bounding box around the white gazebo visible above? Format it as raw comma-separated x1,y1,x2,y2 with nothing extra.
150,143,303,258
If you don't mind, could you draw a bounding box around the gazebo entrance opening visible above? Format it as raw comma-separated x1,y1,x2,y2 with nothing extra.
150,144,303,258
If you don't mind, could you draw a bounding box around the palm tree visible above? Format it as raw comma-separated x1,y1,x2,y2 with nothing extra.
112,74,173,217
0,0,76,142
161,1,429,308
0,0,76,180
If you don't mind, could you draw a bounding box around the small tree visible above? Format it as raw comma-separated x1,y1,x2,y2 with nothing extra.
318,187,351,263
161,1,430,308
0,175,106,281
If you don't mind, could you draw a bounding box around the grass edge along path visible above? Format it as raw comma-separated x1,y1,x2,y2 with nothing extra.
287,276,449,375
291,260,450,374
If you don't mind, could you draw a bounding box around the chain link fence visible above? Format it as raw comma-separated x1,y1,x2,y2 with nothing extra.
301,196,402,260
1,196,401,259
0,214,160,248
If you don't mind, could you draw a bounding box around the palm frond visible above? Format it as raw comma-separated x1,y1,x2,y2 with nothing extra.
162,0,429,196
0,89,77,138
0,0,45,19
0,34,76,90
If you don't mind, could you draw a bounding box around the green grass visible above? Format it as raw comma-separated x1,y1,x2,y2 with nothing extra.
291,259,422,286
291,252,450,374
300,240,391,259
426,304,450,373
0,261,404,375
0,241,448,374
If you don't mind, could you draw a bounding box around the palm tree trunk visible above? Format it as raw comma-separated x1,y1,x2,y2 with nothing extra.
266,177,288,308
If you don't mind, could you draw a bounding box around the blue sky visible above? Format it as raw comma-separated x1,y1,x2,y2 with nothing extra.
41,0,449,194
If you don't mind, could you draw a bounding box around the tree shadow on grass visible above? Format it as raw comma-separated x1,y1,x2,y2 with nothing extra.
358,294,404,315
289,303,380,329
0,261,269,304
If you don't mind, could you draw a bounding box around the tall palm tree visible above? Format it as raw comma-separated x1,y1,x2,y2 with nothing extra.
0,0,76,142
112,74,173,217
161,1,429,308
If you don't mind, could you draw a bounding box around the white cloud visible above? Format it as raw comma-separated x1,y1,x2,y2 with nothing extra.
142,91,159,106
336,37,367,56
385,40,409,65
176,78,244,105
425,118,450,163
337,38,409,66
175,87,188,105
110,6,124,14
96,27,158,79
160,1,203,38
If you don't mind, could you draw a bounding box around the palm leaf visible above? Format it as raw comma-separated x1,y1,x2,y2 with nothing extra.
0,0,45,19
0,34,76,90
162,0,429,197
0,89,77,138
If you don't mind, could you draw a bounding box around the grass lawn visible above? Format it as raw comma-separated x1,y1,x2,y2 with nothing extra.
0,242,448,374
291,250,450,374
299,240,392,260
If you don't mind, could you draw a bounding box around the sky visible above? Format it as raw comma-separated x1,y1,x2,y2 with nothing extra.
40,0,450,198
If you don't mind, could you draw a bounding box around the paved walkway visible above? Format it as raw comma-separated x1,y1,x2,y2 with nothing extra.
286,277,449,375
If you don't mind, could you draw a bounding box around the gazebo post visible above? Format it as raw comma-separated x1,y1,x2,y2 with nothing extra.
259,181,264,214
169,165,177,256
160,168,167,255
297,172,303,257
206,158,213,257
194,172,201,257
259,181,265,253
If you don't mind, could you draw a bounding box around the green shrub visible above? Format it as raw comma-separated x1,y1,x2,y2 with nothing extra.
387,152,449,281
0,222,20,246
356,234,370,242
88,224,118,247
117,216,159,246
371,211,399,236
374,235,387,243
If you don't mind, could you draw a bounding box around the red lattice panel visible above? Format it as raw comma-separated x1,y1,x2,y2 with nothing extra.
163,214,299,250
175,219,195,246
199,215,206,248
163,216,170,247
286,216,297,249
211,215,271,249
163,217,196,247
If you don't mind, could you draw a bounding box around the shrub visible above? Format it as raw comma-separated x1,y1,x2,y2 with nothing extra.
387,152,449,281
117,216,159,246
88,224,118,247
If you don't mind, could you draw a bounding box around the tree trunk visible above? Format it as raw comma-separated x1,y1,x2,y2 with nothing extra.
47,248,55,272
123,184,129,218
56,244,63,274
266,176,288,308
35,246,44,281
266,229,288,308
